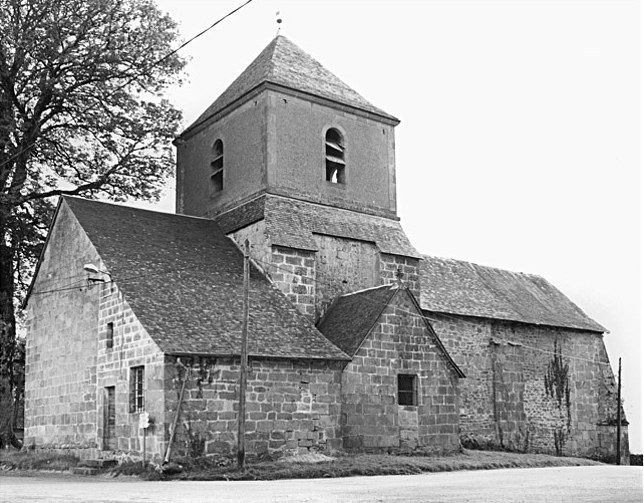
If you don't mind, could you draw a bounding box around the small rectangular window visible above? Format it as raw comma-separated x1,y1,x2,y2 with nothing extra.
129,366,144,413
398,374,418,406
106,322,114,349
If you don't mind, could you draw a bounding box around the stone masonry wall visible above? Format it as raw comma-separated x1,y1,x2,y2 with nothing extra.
24,203,102,452
95,281,167,459
379,254,420,298
427,311,626,461
268,247,317,320
165,357,343,459
230,222,317,321
24,202,167,459
342,289,461,453
314,234,379,320
229,221,421,325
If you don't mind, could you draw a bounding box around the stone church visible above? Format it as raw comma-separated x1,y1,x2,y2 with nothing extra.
23,36,627,462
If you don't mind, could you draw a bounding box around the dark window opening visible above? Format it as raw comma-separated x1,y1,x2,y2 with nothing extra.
210,139,224,192
398,374,418,406
106,322,114,349
325,129,345,183
129,366,144,413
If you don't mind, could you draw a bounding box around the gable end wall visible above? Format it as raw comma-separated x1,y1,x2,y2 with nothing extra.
24,203,102,451
341,290,460,453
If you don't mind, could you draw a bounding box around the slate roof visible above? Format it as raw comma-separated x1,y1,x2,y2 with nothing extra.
317,284,465,377
62,197,349,360
420,256,606,333
184,36,398,134
216,195,421,258
317,285,397,356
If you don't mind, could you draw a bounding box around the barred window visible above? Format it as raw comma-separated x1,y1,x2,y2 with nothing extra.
398,374,418,406
129,366,144,413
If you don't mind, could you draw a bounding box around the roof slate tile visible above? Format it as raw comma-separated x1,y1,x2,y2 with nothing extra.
420,255,606,332
64,197,349,360
185,36,397,133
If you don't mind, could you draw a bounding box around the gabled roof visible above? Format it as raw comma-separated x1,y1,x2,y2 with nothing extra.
317,285,397,356
317,284,465,377
60,197,349,361
183,36,398,134
420,255,606,333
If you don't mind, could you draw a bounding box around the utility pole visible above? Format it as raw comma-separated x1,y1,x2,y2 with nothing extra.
616,357,622,465
237,239,250,471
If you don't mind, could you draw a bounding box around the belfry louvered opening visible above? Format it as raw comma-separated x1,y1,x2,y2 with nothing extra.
210,139,224,192
325,128,345,184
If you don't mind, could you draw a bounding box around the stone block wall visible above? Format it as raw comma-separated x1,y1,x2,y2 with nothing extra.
24,201,168,459
95,281,167,459
268,247,317,320
164,357,344,459
427,311,626,460
228,217,421,324
24,203,101,452
342,290,461,453
313,234,379,319
379,254,420,297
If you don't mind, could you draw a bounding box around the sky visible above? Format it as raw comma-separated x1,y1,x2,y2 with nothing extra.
150,0,641,452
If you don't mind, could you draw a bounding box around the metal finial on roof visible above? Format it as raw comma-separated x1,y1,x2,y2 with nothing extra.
275,11,282,36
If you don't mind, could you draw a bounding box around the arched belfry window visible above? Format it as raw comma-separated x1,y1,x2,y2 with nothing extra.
325,128,345,184
210,139,224,192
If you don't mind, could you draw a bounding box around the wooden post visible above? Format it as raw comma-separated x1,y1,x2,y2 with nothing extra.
237,239,250,470
616,357,622,465
163,361,190,465
139,411,149,468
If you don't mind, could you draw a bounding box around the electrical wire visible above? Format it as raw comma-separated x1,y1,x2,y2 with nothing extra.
0,0,255,171
26,239,618,371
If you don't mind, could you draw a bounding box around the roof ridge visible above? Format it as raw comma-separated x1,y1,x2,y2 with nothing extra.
340,283,397,298
181,36,397,135
264,35,280,83
422,253,543,280
63,196,222,223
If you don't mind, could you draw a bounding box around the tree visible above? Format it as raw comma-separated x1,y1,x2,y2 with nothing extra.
0,0,185,448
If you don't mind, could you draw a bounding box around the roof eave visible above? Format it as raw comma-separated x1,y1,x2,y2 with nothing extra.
176,81,400,142
420,307,607,335
165,350,351,362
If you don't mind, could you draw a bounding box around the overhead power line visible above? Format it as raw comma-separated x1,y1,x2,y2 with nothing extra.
0,0,255,172
28,240,617,370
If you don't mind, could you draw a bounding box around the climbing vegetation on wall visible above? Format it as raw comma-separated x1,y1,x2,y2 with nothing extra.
544,340,571,412
544,340,572,455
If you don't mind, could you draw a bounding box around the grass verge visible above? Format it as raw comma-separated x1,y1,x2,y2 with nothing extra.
123,449,603,481
0,449,79,472
1,448,603,481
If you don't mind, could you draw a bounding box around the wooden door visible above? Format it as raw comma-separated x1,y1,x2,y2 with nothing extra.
104,387,116,450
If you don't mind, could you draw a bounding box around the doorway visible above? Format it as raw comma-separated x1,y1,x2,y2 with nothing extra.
104,386,116,450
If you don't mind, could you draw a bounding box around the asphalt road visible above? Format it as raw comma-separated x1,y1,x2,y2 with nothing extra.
0,465,641,502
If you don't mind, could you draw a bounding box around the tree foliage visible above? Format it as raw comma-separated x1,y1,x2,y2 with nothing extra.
0,0,186,447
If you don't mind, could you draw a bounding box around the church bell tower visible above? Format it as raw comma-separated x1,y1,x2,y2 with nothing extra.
175,36,420,320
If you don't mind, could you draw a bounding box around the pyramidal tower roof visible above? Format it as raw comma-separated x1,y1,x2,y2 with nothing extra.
183,36,398,134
